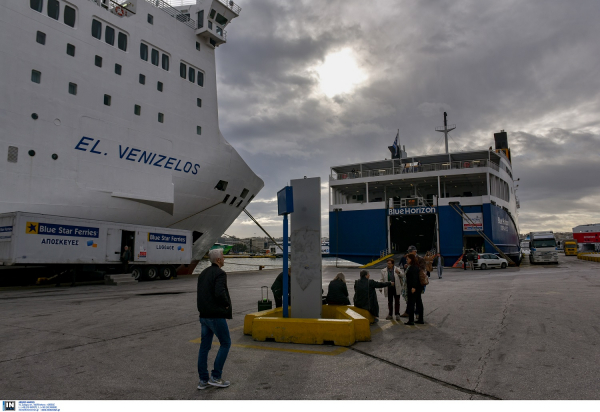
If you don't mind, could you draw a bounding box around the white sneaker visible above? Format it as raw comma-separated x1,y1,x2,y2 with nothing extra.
395,315,401,321
208,377,230,388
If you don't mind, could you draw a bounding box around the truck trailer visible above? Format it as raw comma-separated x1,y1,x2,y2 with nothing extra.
0,212,192,283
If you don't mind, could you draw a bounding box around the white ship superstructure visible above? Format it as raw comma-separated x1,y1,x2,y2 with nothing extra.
0,0,263,258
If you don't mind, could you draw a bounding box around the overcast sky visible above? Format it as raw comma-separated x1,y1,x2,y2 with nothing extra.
210,0,600,239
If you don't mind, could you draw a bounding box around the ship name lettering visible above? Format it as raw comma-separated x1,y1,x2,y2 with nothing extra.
76,138,200,175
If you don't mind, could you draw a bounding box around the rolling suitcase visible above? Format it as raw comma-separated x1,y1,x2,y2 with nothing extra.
258,286,273,311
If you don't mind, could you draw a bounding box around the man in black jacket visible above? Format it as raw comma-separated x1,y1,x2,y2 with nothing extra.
271,268,291,308
197,248,232,389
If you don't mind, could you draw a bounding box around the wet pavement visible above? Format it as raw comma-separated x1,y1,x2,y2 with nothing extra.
0,255,599,400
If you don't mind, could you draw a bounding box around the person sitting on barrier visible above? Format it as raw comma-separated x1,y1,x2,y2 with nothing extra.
271,267,291,308
326,273,350,305
353,270,393,323
379,258,404,321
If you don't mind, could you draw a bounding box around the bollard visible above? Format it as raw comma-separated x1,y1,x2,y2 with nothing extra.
259,265,264,270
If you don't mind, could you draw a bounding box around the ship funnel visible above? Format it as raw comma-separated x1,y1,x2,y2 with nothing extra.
494,130,511,162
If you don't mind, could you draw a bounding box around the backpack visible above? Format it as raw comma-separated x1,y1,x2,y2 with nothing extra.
419,269,429,286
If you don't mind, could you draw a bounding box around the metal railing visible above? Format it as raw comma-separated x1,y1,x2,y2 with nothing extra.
143,0,196,29
333,159,497,180
216,0,242,15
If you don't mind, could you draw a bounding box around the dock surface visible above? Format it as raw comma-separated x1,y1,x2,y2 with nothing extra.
1,255,599,400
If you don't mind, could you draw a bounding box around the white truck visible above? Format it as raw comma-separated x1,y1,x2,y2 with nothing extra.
0,212,192,283
529,231,558,264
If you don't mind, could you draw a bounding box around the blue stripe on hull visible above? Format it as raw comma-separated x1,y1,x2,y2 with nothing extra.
329,209,387,263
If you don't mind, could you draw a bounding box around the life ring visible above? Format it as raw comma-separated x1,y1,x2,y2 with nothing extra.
115,6,124,16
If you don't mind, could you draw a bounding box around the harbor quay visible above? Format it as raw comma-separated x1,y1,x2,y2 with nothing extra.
1,255,599,400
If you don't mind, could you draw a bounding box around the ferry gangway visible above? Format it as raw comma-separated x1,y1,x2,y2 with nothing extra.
448,203,516,266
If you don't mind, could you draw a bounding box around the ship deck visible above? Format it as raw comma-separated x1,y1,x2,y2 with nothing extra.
1,255,599,400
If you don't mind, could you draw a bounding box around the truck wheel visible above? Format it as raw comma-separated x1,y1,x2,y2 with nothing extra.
480,263,487,270
145,266,159,280
131,267,142,281
160,266,173,280
501,262,507,269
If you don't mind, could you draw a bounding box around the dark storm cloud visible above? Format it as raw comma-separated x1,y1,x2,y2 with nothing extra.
212,0,600,237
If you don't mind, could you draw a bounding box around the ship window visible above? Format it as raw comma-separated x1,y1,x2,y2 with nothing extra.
31,70,41,84
64,5,76,27
139,74,145,84
158,113,164,123
36,31,46,45
134,104,141,116
47,0,59,20
189,67,195,83
236,200,243,208
8,146,18,163
222,194,230,203
105,26,115,46
95,55,102,67
240,189,249,198
66,43,75,56
209,38,216,47
92,19,102,40
151,49,159,66
229,196,237,205
147,14,153,24
196,126,202,135
197,10,203,28
118,32,127,51
115,63,122,75
196,98,202,107
210,9,216,18
208,21,213,30
140,43,148,61
179,63,186,79
30,0,43,13
215,180,228,191
196,41,200,51
104,94,111,106
162,54,169,71
68,82,77,95
215,13,228,25
197,71,204,87
157,81,163,92
248,195,255,203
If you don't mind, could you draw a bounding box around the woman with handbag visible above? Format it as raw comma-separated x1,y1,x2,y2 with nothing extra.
405,254,425,325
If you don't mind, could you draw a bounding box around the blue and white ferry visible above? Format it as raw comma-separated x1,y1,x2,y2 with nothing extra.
328,120,521,266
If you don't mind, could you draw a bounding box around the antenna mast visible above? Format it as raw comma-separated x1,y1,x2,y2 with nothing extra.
435,112,456,154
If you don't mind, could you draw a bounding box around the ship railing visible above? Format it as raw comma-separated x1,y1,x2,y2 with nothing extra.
142,0,196,29
333,159,498,180
216,0,242,15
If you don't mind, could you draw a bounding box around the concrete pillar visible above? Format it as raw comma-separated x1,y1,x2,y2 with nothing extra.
290,177,322,319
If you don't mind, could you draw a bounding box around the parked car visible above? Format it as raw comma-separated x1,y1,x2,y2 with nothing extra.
473,253,508,270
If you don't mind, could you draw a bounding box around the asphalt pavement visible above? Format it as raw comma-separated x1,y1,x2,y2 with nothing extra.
0,255,599,400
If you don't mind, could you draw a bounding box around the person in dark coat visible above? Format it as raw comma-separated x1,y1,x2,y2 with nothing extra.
121,245,131,274
197,248,232,389
462,252,469,270
353,270,393,322
271,268,291,308
326,273,350,305
405,254,424,325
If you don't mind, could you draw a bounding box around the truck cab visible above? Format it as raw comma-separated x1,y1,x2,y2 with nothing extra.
564,240,578,256
529,231,558,264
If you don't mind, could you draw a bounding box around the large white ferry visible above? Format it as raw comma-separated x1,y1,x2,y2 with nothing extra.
0,0,263,259
328,115,521,266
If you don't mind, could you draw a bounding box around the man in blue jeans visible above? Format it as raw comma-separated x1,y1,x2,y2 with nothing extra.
197,248,232,389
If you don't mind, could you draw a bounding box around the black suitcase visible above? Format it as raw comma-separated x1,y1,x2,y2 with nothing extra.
258,286,273,311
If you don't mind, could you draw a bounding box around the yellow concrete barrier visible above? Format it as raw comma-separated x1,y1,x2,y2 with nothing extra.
244,305,374,346
577,253,600,263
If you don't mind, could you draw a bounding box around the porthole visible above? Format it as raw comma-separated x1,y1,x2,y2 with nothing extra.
52,153,58,160
28,150,36,157
31,113,39,120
